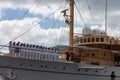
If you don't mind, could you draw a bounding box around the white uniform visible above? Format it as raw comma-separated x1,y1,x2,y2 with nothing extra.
31,45,35,59
25,44,29,59
22,44,26,58
24,44,28,59
56,49,60,61
29,45,33,59
28,45,32,59
35,47,39,60
9,41,12,56
11,42,16,57
44,47,47,60
38,47,42,60
16,43,20,57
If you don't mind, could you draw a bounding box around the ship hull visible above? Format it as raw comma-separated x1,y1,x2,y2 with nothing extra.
0,56,119,80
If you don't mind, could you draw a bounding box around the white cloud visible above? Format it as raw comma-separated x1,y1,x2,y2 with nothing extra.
0,0,120,48
0,17,70,47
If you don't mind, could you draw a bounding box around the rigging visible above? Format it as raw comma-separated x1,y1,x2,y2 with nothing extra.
0,0,41,44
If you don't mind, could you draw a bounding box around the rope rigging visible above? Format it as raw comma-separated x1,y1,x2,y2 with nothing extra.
0,1,68,49
74,0,85,26
41,1,69,46
0,0,41,44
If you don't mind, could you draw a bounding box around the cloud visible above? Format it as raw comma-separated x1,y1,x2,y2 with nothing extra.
0,0,120,48
0,17,70,47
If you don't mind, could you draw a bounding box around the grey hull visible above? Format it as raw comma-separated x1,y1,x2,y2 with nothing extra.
0,56,119,80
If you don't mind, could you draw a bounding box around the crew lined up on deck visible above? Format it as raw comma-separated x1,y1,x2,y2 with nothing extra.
9,41,60,61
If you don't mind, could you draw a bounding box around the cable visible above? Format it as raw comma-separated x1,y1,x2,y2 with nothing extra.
86,0,94,23
14,0,42,40
0,0,39,43
40,1,69,46
74,0,85,25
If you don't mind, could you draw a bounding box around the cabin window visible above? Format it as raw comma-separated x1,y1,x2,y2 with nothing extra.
86,53,89,57
91,62,99,65
96,38,99,42
80,39,83,43
74,40,76,44
84,38,86,43
101,38,104,42
104,54,106,56
88,38,90,42
92,38,94,42
79,39,81,43
92,53,95,57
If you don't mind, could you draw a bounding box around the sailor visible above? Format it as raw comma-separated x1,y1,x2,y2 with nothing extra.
29,44,32,59
38,46,42,60
42,46,46,60
12,42,16,57
70,50,75,61
110,71,116,80
52,48,56,61
33,45,36,59
9,41,12,56
50,48,53,61
65,50,70,61
24,43,28,59
15,42,20,57
56,49,60,61
22,44,26,58
26,44,29,59
47,48,51,61
48,48,52,61
44,46,47,60
31,45,34,59
19,43,23,58
35,45,39,60
53,48,56,61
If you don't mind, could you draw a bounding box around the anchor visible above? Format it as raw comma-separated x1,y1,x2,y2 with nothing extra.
5,71,17,80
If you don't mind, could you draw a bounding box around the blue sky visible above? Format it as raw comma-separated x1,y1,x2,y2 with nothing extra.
0,0,120,48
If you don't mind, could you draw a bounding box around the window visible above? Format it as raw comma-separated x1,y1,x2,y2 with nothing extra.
74,40,76,44
101,38,104,42
92,38,94,42
79,39,81,43
80,39,83,43
84,38,86,43
88,38,90,42
92,53,95,57
96,38,99,42
86,53,89,57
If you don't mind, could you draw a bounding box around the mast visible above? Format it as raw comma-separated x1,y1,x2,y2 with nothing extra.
69,0,74,47
105,0,107,35
61,0,74,47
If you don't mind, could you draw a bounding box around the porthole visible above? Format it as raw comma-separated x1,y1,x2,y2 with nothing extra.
104,54,106,56
54,67,57,69
85,69,88,72
92,53,95,57
95,70,98,72
104,71,107,73
63,67,66,70
78,69,80,71
19,63,23,65
40,65,43,67
45,66,47,68
30,65,33,66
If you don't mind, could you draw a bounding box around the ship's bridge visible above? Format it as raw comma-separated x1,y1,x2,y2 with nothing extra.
73,35,120,46
74,27,120,46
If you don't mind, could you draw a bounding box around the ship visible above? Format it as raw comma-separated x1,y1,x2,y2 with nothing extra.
0,0,119,80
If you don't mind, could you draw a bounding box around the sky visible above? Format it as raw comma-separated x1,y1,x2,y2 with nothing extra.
0,0,120,48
